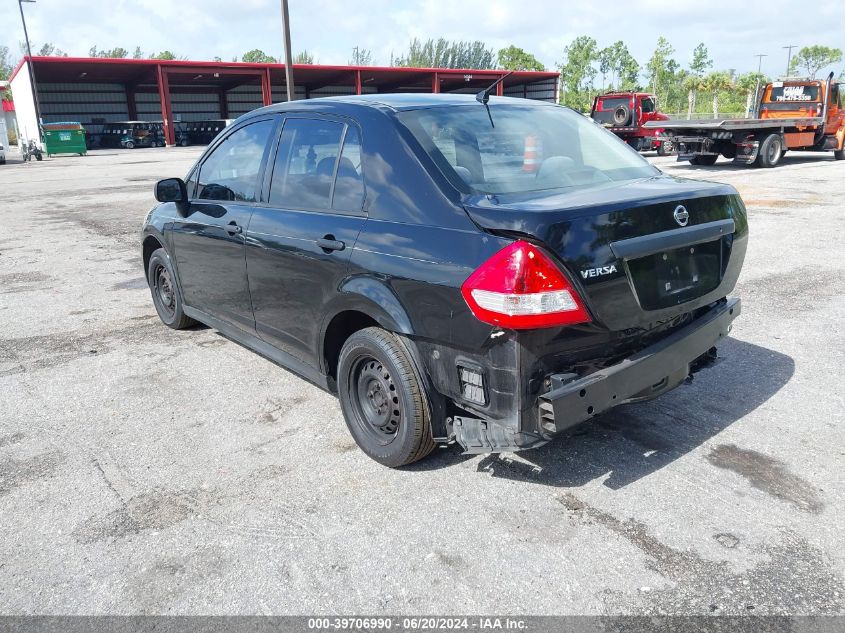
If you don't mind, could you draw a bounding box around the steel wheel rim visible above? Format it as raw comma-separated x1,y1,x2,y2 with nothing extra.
154,264,176,318
768,139,781,163
349,355,401,446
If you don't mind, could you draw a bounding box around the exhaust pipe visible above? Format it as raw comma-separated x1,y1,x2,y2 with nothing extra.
815,72,835,145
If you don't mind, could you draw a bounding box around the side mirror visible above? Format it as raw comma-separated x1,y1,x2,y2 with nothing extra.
155,178,187,204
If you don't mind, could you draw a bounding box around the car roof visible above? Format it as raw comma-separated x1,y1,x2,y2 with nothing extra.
251,93,557,114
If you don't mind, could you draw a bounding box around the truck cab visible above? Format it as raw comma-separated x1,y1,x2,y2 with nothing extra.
590,92,672,154
760,79,845,146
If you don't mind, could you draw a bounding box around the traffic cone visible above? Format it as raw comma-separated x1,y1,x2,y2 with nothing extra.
522,135,542,172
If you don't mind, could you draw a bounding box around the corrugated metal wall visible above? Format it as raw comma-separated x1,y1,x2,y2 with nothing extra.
38,82,129,133
31,75,557,145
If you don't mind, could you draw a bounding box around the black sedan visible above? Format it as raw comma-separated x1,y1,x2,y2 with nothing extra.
142,93,747,467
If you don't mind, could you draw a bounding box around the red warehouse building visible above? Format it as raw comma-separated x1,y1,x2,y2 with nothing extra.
9,56,559,147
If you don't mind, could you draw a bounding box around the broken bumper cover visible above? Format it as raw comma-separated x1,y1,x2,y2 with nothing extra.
539,298,740,435
452,298,740,453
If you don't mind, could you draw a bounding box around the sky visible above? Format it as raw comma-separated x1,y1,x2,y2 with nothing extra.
1,0,844,79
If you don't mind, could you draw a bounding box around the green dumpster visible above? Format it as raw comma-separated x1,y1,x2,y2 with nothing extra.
42,122,87,157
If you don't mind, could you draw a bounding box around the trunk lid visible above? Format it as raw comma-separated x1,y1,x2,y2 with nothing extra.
462,175,748,332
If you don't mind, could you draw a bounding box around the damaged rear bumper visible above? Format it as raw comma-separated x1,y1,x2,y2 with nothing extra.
454,298,740,453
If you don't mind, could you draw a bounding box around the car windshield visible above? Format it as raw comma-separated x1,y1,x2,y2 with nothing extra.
397,103,658,195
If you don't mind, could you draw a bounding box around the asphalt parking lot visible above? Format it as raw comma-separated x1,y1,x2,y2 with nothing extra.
1,145,843,616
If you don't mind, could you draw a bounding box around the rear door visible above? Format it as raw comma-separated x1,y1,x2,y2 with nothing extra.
246,115,367,366
170,117,277,330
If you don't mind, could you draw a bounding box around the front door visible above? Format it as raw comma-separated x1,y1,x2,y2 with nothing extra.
170,117,277,331
246,116,367,366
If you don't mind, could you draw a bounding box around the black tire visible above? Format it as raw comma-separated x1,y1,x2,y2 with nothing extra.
756,134,783,168
690,155,718,166
146,248,195,329
613,105,631,126
179,138,189,147
834,146,845,160
337,327,436,467
125,140,135,149
35,153,42,161
657,140,673,156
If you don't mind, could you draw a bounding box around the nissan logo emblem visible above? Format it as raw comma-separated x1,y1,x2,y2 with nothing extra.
673,205,690,227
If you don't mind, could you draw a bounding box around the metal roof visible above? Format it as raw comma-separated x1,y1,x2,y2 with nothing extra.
254,93,559,112
9,56,559,93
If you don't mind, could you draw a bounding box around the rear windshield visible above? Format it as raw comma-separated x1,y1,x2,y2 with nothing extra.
766,85,820,102
396,103,658,195
596,97,630,111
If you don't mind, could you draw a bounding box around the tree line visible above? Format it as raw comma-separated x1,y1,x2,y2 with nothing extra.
559,37,843,116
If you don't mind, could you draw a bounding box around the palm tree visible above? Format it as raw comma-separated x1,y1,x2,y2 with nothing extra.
701,71,733,119
683,74,705,119
734,72,766,118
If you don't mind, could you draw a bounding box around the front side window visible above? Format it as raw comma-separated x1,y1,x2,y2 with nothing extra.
397,103,658,195
268,118,344,209
641,98,655,113
196,119,274,202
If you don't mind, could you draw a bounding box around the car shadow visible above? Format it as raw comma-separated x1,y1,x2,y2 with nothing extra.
409,337,794,487
669,153,834,172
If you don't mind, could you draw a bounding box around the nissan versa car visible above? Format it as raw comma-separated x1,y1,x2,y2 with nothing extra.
142,93,747,467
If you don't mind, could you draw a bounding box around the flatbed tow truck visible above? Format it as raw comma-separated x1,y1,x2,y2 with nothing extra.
645,73,845,167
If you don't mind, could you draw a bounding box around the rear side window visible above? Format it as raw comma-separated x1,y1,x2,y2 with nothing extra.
596,97,629,111
268,118,365,212
332,126,365,213
767,85,820,102
196,119,274,202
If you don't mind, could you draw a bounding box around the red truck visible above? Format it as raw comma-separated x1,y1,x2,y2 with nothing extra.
590,92,673,155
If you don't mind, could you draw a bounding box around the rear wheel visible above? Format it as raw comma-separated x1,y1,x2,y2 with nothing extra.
337,327,436,467
756,134,783,168
690,155,718,166
834,145,845,160
657,139,673,156
147,248,195,329
125,140,135,149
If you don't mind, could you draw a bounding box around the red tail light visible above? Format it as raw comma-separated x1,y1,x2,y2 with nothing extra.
461,241,591,329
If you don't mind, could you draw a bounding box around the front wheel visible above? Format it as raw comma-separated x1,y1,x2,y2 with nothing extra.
337,328,436,467
125,140,135,149
756,134,783,168
657,140,673,156
834,146,845,161
146,248,195,329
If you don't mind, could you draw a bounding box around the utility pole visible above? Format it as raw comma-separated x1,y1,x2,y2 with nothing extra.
783,45,797,76
18,0,43,144
752,53,768,117
280,0,295,102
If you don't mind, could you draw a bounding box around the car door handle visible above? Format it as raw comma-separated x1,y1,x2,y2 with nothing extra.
316,237,345,252
224,222,242,234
